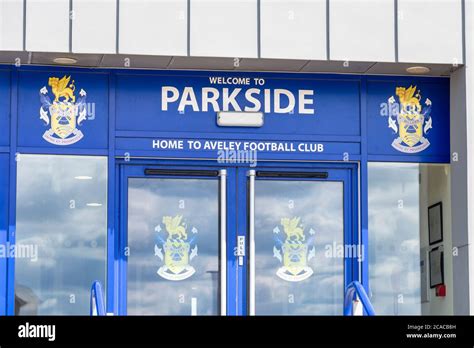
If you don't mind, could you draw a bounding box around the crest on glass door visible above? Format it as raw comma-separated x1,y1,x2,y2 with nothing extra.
273,217,316,282
154,215,198,281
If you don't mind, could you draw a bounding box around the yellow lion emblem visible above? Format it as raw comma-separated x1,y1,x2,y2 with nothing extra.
162,215,188,240
396,85,421,113
48,75,76,103
281,217,305,242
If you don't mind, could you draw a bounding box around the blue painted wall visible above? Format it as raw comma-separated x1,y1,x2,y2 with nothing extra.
367,77,450,161
0,66,449,162
0,154,9,315
0,70,10,147
17,70,109,149
115,73,361,136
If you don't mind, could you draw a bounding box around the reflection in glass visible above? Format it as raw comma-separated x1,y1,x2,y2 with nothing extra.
15,155,107,315
368,163,452,315
255,180,344,315
368,163,421,315
127,178,219,315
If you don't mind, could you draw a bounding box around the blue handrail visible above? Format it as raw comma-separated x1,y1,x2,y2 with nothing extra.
90,280,106,316
344,281,375,316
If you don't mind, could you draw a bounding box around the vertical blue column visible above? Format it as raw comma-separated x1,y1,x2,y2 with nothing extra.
360,77,370,294
0,153,9,315
6,69,18,315
225,168,237,315
235,167,248,315
0,68,12,315
107,73,116,314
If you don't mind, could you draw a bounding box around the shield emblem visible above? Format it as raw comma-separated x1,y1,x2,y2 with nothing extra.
164,240,190,274
398,113,423,147
388,85,432,154
50,102,76,139
155,215,198,281
274,217,315,282
282,242,308,276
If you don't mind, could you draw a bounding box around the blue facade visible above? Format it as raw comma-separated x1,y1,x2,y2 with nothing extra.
0,65,450,315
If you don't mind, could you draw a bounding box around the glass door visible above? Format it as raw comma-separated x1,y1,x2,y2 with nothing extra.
243,167,356,315
119,166,231,315
116,163,357,316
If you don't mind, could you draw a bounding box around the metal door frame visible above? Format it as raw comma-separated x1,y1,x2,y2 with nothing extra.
238,163,359,316
115,163,236,315
112,159,360,316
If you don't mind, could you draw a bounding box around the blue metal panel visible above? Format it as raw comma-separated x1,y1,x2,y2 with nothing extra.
235,167,247,315
367,154,449,163
0,70,10,147
367,78,450,162
0,64,450,163
114,149,362,163
225,167,238,315
359,78,369,298
343,169,354,299
118,164,127,315
106,74,116,314
6,71,18,315
16,70,109,150
16,147,108,156
115,73,361,136
0,154,9,315
115,137,360,160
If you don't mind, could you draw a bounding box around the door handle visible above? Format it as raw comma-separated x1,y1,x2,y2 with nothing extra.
247,170,256,316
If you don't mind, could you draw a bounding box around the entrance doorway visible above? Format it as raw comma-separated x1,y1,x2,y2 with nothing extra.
116,162,358,315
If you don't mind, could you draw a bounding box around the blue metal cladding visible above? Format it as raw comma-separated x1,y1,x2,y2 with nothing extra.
16,70,109,149
367,77,450,161
115,73,361,136
0,154,9,315
0,65,449,163
0,70,10,147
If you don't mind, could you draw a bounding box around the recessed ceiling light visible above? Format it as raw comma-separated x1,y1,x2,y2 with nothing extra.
53,57,78,65
86,203,102,207
74,176,93,180
406,66,431,74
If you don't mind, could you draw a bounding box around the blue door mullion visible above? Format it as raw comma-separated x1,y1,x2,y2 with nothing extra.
118,164,128,315
235,167,249,316
225,167,238,315
342,169,354,306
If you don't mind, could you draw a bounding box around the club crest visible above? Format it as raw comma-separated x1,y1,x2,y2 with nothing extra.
387,85,433,153
39,75,88,145
273,217,316,282
154,214,198,281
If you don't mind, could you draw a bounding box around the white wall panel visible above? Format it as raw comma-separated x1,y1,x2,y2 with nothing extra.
330,0,394,62
398,0,463,64
26,0,69,52
119,0,187,56
0,0,23,51
191,0,257,58
72,0,116,54
261,0,326,60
